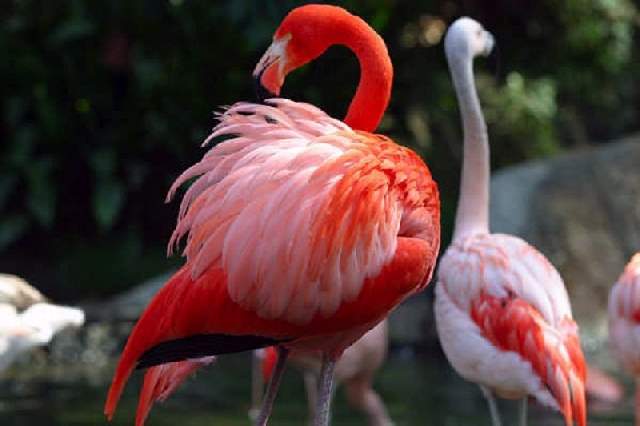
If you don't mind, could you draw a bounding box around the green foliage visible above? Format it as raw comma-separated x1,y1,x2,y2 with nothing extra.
1,0,638,295
480,72,559,163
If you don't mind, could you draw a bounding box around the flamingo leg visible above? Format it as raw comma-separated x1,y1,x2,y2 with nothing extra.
314,355,337,426
518,396,527,426
249,351,264,422
634,377,640,426
479,385,502,426
255,347,289,426
303,371,319,424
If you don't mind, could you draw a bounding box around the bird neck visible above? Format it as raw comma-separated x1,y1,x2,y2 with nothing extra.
327,15,393,132
448,52,490,241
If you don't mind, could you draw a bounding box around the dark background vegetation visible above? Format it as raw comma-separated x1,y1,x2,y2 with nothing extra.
2,0,639,300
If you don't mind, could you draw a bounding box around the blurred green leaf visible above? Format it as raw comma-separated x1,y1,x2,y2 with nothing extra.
89,147,116,179
93,178,125,231
8,126,36,167
0,215,29,251
0,175,18,211
48,18,94,45
26,158,56,228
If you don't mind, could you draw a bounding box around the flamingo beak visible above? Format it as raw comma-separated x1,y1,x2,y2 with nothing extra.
482,31,495,57
253,34,291,102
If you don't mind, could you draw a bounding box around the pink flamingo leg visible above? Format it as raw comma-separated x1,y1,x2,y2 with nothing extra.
255,347,289,426
315,356,337,426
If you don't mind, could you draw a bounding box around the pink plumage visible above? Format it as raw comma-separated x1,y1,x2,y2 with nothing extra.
135,357,216,426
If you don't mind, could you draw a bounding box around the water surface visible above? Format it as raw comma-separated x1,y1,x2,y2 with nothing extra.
0,352,632,425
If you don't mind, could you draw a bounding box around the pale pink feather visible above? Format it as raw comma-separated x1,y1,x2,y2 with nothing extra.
166,99,402,325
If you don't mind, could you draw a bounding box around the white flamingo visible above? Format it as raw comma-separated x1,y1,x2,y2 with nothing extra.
434,18,587,426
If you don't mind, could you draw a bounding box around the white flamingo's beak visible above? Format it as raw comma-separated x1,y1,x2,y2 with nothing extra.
253,34,291,101
482,31,495,57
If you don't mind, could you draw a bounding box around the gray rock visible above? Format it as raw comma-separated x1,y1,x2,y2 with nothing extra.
490,136,640,366
88,271,174,322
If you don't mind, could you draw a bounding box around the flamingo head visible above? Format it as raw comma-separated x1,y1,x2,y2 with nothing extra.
444,17,494,62
253,4,356,100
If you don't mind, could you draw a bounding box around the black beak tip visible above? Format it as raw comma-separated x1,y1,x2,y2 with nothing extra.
253,70,277,104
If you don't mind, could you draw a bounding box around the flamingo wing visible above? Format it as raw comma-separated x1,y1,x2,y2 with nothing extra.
436,233,585,426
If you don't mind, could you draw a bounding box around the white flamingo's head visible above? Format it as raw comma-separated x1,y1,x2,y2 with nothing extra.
444,17,494,61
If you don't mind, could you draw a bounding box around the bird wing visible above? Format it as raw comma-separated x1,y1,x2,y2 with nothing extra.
471,291,585,426
439,233,585,426
167,99,439,325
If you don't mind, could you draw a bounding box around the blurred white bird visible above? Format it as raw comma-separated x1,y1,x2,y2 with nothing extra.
0,274,85,372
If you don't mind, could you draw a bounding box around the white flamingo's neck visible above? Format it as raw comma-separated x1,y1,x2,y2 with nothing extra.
448,51,490,241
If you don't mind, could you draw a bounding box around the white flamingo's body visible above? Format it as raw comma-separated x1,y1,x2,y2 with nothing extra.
608,253,640,424
0,274,85,372
434,18,586,426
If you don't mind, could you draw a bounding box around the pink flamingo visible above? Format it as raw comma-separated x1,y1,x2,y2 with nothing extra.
608,253,640,424
253,320,392,426
104,5,440,426
434,18,586,426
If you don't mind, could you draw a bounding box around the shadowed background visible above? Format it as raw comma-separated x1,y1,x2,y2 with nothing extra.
2,0,638,299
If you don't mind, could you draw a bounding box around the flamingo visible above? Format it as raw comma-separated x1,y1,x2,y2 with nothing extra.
608,252,640,425
434,18,586,426
104,4,440,426
253,320,392,426
0,274,85,372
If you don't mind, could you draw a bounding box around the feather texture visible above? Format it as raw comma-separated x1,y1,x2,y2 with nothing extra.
435,233,586,426
167,99,439,324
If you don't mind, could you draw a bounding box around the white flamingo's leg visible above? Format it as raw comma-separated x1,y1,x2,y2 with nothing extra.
303,371,319,424
255,347,289,426
518,396,527,426
314,355,337,426
479,385,502,426
249,350,264,421
634,377,640,426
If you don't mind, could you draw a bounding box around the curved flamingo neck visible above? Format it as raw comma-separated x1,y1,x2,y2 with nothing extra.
447,48,490,241
300,11,393,132
317,14,392,132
